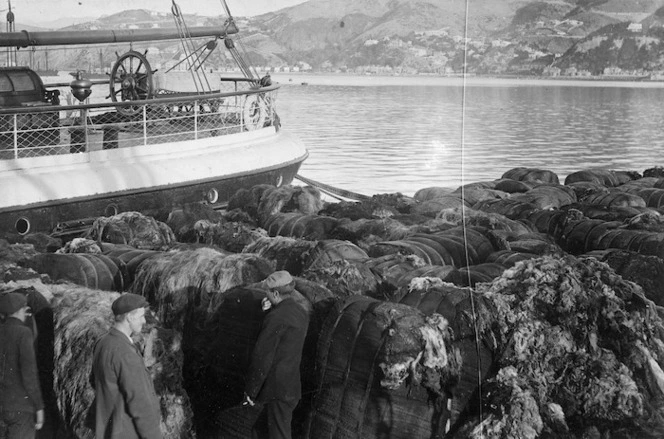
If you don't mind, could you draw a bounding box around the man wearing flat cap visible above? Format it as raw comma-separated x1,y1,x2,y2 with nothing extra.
243,271,310,439
91,293,161,439
0,292,44,438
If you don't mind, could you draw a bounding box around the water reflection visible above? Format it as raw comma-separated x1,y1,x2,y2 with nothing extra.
276,77,664,196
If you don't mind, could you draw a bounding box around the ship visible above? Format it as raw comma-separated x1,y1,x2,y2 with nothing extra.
0,1,308,239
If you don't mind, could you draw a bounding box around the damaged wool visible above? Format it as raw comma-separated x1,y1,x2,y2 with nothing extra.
465,254,664,438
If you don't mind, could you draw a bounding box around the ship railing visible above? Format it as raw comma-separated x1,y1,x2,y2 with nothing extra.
0,84,279,160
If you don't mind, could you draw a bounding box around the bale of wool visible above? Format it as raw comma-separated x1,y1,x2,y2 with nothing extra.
302,259,379,298
304,295,461,439
501,167,560,185
510,184,577,210
414,186,454,202
566,203,647,222
454,255,664,438
329,217,412,245
623,211,664,232
565,181,610,201
26,253,126,292
564,169,622,187
456,262,508,287
581,191,647,209
263,212,340,240
85,211,176,250
319,200,400,221
395,281,497,429
369,193,418,214
227,184,276,221
450,186,509,206
493,178,533,194
435,208,534,237
368,239,447,266
49,284,193,439
523,208,584,239
583,249,664,306
56,237,102,254
303,239,369,271
102,244,161,287
256,185,324,227
473,198,539,220
130,248,274,331
635,188,664,209
166,202,223,242
193,219,268,252
411,195,469,217
486,249,538,267
20,232,63,253
242,235,317,275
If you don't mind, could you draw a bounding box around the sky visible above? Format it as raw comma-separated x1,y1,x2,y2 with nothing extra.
5,0,307,27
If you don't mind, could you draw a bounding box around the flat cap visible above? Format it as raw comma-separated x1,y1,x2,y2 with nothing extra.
262,270,295,293
0,292,28,316
111,293,148,316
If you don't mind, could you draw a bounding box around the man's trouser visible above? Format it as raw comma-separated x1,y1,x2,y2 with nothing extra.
0,409,35,439
251,399,298,439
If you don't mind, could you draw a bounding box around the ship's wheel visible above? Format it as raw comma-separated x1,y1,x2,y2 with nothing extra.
109,50,155,115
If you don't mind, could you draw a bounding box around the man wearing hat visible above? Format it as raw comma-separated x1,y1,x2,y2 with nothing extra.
91,293,161,439
243,271,310,439
0,292,44,438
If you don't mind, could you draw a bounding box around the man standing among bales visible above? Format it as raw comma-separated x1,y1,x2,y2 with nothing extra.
91,293,162,439
0,292,44,438
243,271,310,439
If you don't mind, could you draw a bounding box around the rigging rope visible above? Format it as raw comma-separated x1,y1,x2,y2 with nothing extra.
295,174,372,201
170,0,212,93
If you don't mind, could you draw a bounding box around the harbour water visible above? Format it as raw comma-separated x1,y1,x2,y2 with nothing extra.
272,74,664,197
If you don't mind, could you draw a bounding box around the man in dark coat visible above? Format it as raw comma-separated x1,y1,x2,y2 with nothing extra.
0,291,44,439
243,271,310,439
91,293,161,439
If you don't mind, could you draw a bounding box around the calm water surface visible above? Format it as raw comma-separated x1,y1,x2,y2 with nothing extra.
272,74,664,197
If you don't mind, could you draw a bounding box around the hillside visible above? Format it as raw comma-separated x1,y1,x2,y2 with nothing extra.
5,1,664,77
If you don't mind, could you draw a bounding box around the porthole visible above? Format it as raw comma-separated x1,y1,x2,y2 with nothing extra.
105,204,119,217
15,217,30,235
206,188,219,204
275,175,283,187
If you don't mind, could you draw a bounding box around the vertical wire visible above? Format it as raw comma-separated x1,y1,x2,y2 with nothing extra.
459,0,485,434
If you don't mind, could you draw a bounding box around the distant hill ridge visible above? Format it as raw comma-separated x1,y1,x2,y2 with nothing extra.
4,1,664,76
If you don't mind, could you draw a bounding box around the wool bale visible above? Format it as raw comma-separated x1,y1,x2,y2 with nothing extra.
302,259,379,298
56,237,102,254
227,184,276,221
256,185,324,227
263,212,340,240
458,255,664,438
414,186,453,202
486,249,538,267
411,195,469,217
564,169,621,187
21,232,63,253
511,184,577,210
501,167,560,185
85,211,176,250
27,253,124,292
303,239,369,270
473,198,539,220
242,235,316,276
193,219,268,252
493,178,533,194
130,248,273,331
50,284,193,439
166,202,223,242
644,167,664,178
395,282,497,428
304,295,461,439
450,186,509,206
329,218,412,243
582,191,647,209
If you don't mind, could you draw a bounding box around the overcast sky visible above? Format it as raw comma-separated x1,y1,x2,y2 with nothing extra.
6,0,307,27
